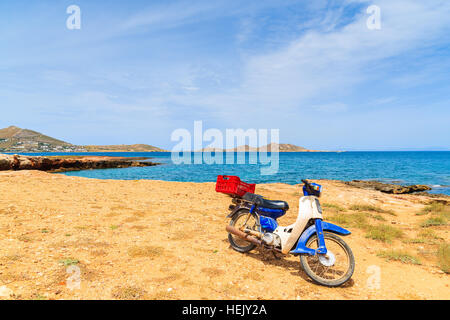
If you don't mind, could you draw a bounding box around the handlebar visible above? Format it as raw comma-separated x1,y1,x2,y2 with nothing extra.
301,179,320,197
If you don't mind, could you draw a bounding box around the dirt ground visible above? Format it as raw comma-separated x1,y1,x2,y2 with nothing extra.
0,170,448,300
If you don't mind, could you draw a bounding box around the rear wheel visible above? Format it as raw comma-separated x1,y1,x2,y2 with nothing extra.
228,209,259,253
300,232,355,287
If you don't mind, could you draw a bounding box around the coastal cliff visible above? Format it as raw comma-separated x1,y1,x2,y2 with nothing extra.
0,154,159,173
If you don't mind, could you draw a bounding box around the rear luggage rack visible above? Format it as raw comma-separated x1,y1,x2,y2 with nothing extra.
215,175,256,198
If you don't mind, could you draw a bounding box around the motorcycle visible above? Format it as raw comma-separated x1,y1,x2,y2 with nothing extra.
224,179,355,287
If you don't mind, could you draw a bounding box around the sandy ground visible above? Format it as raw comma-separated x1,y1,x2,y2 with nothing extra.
0,170,448,300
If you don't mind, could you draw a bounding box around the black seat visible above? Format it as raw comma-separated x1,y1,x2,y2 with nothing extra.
260,198,289,210
243,193,289,210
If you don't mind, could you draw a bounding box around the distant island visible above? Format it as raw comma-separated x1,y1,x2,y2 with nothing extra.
82,144,167,152
0,126,167,153
199,143,334,152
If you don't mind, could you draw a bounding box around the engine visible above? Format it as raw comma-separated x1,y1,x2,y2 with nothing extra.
262,232,281,248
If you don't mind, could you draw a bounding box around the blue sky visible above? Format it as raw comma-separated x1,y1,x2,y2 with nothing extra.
1,0,449,150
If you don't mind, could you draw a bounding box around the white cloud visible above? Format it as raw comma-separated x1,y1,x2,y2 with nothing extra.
120,1,221,31
120,0,298,32
163,0,450,126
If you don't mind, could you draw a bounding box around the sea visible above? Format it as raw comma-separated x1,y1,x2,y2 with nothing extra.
11,151,450,196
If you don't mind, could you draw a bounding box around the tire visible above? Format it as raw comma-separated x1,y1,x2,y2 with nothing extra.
228,209,259,253
300,232,355,287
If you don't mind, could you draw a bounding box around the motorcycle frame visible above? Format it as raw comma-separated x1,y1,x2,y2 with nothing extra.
228,196,351,256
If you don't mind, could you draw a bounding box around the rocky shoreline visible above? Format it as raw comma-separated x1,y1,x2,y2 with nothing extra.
0,154,446,198
0,154,159,173
343,180,433,194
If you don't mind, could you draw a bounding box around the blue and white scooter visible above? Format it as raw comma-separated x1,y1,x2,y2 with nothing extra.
226,179,355,287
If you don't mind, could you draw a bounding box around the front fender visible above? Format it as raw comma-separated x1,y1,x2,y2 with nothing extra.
322,221,351,236
290,221,351,255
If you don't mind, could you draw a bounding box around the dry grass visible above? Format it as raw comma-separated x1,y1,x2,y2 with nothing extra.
59,258,79,266
420,202,448,214
368,213,387,221
419,229,440,239
420,216,447,227
322,202,345,212
31,293,48,300
127,245,164,258
402,238,427,244
365,224,403,243
74,225,90,230
403,229,442,245
437,243,450,273
349,204,396,216
418,203,450,226
377,250,421,265
327,212,368,229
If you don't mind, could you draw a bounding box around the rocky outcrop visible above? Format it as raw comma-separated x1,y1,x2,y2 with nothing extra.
344,180,431,194
0,154,159,173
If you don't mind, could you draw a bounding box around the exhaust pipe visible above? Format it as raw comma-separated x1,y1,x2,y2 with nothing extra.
226,225,262,246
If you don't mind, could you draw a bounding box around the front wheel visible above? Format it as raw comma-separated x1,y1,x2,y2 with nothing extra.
300,232,355,287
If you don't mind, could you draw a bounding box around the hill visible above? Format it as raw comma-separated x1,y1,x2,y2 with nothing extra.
83,144,167,152
198,143,324,152
261,143,318,152
0,126,166,153
0,126,78,152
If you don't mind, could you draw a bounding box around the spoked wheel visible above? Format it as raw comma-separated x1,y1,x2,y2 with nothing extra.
300,232,355,287
228,209,259,253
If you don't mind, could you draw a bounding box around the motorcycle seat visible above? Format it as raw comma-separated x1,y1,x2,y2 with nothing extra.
243,193,289,210
260,198,289,210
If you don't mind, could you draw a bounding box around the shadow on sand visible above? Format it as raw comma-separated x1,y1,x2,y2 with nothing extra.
236,246,355,288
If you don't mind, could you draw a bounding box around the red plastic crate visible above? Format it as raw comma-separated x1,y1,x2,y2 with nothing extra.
216,175,256,197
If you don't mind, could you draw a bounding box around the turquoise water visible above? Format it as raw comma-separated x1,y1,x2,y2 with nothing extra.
15,151,450,195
